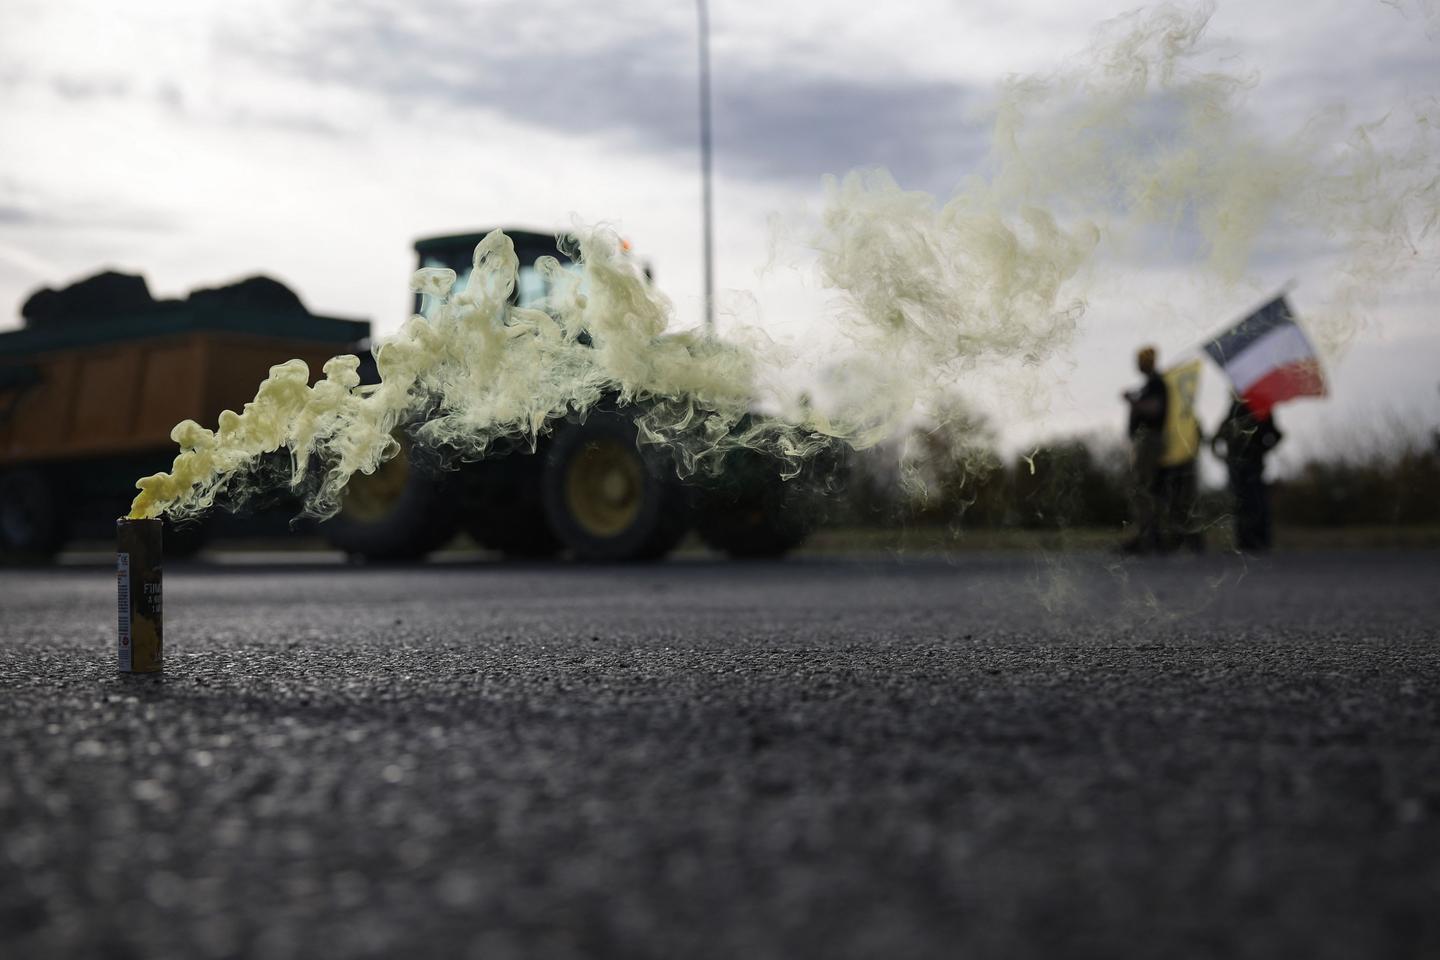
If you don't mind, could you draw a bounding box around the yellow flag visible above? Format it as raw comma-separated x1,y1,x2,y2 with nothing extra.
1160,359,1203,467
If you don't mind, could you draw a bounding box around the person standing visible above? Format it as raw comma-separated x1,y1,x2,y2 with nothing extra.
1157,359,1205,553
1211,398,1283,551
1121,345,1168,554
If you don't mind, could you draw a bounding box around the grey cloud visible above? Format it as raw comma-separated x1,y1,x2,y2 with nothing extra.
50,74,133,101
0,205,38,225
147,76,349,138
12,71,348,141
714,74,987,190
216,105,350,139
219,1,990,194
0,198,174,233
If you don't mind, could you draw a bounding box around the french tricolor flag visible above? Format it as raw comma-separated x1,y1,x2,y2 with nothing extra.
1203,296,1327,419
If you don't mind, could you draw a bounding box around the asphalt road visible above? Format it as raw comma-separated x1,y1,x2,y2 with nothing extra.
2,550,1438,959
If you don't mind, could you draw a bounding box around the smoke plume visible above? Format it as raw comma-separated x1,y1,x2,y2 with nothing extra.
129,2,1437,523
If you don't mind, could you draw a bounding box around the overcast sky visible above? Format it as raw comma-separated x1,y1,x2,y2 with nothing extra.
1,0,1436,469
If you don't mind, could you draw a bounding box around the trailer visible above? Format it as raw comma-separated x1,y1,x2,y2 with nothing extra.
0,273,365,559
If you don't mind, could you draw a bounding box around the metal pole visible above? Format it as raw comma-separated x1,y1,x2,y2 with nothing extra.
697,0,716,335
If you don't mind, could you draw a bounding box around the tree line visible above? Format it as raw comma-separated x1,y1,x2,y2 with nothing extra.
832,422,1440,531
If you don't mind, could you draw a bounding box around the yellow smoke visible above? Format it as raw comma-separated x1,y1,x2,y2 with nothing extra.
129,229,799,520
129,2,1437,523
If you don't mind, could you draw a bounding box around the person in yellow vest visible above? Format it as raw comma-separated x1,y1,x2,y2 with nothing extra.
1158,359,1205,553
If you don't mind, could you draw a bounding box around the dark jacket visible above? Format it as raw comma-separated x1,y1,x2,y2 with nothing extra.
1127,372,1167,438
1211,400,1282,471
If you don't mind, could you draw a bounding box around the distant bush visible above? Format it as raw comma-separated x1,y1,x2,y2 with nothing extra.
1273,432,1440,526
1007,439,1130,529
833,420,1440,531
835,423,1131,531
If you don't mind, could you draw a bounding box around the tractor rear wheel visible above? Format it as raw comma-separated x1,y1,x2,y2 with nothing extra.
695,447,835,559
541,413,688,562
696,478,815,558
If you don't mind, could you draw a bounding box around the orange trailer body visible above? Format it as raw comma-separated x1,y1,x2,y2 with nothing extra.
0,306,369,556
0,332,352,465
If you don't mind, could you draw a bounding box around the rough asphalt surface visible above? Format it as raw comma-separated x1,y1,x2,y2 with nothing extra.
2,550,1438,959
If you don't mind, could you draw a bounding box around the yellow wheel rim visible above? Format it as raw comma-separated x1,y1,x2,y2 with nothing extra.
340,445,411,523
565,438,643,538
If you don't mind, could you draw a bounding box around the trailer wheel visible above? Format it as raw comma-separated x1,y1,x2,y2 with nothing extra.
320,442,456,561
542,413,688,561
0,467,65,561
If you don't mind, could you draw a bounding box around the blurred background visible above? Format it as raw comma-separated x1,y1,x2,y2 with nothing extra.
1,0,1436,562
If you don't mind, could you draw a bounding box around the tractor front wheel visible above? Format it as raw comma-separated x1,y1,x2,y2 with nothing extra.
541,413,688,562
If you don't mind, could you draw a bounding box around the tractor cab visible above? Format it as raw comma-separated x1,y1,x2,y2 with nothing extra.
413,229,576,314
412,229,652,317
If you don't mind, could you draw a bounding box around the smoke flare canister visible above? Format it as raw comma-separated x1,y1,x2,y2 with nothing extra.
116,518,163,673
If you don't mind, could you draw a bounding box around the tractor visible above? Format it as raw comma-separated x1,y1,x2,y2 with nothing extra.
320,230,833,562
